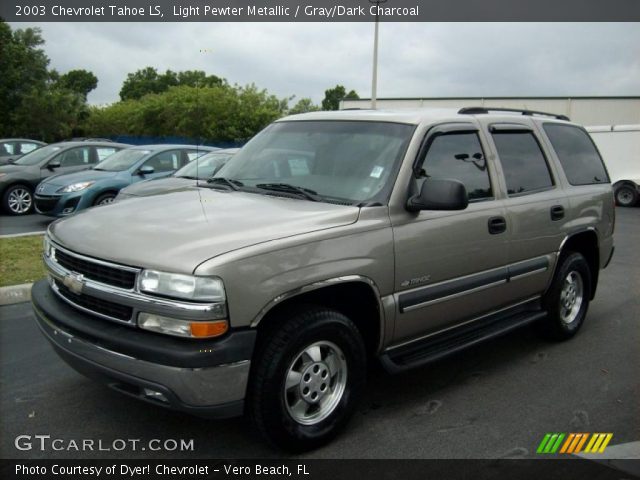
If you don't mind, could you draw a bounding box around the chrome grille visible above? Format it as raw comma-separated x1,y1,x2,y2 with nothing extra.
54,279,133,321
54,249,137,289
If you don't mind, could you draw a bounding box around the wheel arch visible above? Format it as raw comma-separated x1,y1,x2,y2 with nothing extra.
251,276,385,357
554,229,600,300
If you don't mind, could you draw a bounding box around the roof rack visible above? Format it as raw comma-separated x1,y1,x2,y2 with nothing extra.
458,107,570,121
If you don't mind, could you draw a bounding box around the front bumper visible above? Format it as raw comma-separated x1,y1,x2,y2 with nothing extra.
32,279,255,418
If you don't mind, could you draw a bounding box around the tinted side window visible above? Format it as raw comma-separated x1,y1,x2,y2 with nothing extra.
95,147,118,161
543,124,609,185
144,150,181,173
0,142,14,156
58,147,92,167
419,132,492,200
492,132,553,195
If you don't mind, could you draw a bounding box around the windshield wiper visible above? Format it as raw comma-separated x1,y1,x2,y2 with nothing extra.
206,177,244,191
178,175,199,180
255,183,321,202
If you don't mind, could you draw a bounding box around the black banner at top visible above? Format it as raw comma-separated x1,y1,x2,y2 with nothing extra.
2,0,640,22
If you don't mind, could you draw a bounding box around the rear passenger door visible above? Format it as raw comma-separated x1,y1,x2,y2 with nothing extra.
485,122,567,301
391,124,512,343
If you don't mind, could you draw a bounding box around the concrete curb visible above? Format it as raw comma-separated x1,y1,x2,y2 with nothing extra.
0,231,45,239
0,283,33,306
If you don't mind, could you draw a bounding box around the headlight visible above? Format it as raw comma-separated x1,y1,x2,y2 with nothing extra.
138,269,226,303
0,173,6,179
57,181,95,193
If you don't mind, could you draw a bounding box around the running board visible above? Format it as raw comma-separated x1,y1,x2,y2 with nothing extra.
380,304,547,374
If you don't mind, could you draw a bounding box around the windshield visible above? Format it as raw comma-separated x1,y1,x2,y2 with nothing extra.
14,145,62,166
94,149,149,172
215,121,414,204
175,152,235,179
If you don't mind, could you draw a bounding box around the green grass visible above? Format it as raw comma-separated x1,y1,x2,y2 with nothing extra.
0,235,47,287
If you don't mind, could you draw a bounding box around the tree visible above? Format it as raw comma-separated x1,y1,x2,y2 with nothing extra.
57,69,98,99
0,21,50,136
85,84,288,144
289,98,320,115
119,67,224,101
321,85,359,111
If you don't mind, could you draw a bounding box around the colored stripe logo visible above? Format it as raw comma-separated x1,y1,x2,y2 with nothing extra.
537,433,612,454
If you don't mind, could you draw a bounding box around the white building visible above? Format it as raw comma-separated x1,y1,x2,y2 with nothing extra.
339,97,640,126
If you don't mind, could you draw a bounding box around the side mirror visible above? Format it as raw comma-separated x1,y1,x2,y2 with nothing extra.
406,178,469,212
47,160,61,169
138,165,154,175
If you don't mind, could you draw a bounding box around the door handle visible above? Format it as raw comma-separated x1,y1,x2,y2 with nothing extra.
488,216,507,234
550,205,565,221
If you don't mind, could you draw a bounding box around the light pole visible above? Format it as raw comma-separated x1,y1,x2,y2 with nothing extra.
369,0,387,109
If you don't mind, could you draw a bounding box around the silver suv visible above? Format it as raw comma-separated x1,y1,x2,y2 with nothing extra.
32,107,615,451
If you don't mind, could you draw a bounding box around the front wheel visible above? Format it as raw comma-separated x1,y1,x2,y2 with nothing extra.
539,252,591,341
94,193,116,206
248,306,366,452
3,184,34,215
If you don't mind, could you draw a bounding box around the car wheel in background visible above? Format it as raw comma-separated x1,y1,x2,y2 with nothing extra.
3,184,34,215
94,193,116,206
615,184,638,207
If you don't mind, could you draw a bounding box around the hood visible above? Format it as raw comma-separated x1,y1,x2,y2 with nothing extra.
49,188,360,273
43,169,118,186
0,164,33,174
120,177,194,197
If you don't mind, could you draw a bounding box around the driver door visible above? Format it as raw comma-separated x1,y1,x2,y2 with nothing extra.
390,124,512,343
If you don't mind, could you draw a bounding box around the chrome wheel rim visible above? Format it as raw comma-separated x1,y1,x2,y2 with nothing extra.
8,187,32,214
284,341,347,426
559,271,584,324
97,196,114,205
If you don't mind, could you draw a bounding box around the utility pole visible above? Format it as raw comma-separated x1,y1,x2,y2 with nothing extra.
369,0,387,109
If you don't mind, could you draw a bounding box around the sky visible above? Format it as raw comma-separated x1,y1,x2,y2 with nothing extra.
10,22,640,106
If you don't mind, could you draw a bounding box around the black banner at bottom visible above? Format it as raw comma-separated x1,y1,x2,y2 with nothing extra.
2,459,640,480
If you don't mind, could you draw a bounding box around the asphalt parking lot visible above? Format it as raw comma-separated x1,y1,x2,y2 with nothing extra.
0,213,52,236
0,208,638,460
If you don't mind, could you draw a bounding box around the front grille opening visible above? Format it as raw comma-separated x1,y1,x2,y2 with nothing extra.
54,249,136,289
55,279,133,321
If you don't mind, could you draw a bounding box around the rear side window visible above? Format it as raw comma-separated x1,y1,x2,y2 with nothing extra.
418,132,492,201
543,124,609,185
492,132,553,195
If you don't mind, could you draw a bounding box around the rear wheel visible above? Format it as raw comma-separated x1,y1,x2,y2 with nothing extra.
249,306,366,452
539,252,591,340
615,184,638,207
94,193,116,206
3,184,33,215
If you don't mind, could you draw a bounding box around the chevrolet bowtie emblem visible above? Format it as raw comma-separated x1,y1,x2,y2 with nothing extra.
63,273,84,295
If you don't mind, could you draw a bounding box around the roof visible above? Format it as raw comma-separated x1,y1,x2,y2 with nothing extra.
281,108,464,125
344,95,640,101
281,107,574,125
50,141,130,148
127,144,218,151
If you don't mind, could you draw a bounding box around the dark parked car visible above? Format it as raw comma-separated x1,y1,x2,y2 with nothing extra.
0,139,47,165
35,144,217,217
116,148,238,201
0,141,127,215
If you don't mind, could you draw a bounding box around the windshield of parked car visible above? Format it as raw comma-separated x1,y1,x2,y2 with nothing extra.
93,149,149,172
213,121,414,204
175,152,235,179
13,145,62,166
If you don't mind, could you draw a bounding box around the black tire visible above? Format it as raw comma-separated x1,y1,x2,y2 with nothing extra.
93,192,116,206
2,184,34,215
248,305,366,452
539,252,591,341
615,184,638,207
